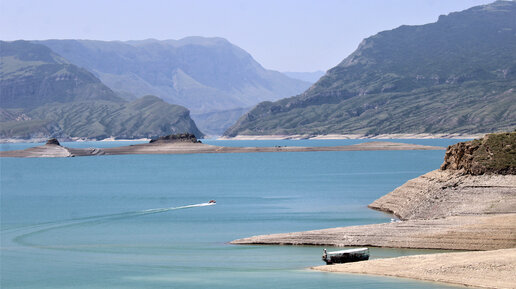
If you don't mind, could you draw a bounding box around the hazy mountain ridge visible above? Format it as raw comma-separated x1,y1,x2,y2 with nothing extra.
0,41,203,139
36,37,310,135
36,37,312,135
225,1,516,137
282,71,325,83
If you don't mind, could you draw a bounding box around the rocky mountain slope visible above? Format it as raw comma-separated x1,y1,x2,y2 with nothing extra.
1,40,121,108
225,1,516,137
36,37,311,135
0,41,202,140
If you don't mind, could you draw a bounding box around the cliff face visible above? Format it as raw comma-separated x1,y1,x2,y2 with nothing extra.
441,132,516,175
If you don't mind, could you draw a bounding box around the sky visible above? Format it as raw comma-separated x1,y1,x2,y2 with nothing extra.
0,0,495,72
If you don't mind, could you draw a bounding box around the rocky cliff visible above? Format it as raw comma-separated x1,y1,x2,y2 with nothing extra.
149,133,201,144
440,132,516,175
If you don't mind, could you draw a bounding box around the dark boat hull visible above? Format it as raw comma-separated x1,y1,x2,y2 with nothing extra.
322,250,369,265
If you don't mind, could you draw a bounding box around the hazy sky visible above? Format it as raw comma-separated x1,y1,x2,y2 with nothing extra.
1,0,495,72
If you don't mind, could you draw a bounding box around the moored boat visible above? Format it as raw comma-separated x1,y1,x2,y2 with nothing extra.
322,248,369,264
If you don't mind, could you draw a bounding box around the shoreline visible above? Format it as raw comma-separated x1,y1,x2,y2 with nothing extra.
0,141,445,158
0,133,484,143
312,248,516,289
231,170,516,250
230,213,516,250
229,132,516,289
219,133,485,140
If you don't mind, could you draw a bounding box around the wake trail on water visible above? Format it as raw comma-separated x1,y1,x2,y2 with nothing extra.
9,202,215,248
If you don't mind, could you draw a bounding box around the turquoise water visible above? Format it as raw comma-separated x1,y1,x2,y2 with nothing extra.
1,140,466,288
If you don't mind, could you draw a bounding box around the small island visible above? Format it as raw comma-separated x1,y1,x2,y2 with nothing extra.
0,133,444,158
231,132,516,289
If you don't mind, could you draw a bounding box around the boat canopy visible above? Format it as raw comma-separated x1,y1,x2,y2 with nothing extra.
326,248,368,255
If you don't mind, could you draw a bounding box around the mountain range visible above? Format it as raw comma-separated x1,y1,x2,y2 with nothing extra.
0,40,203,140
36,38,311,135
225,1,516,137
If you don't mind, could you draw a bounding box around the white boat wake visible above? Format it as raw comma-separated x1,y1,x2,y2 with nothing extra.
7,202,216,249
141,202,215,214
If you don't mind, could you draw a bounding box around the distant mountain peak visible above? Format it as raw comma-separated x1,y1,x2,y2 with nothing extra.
126,36,232,47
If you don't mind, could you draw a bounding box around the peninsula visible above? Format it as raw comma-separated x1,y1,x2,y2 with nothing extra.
231,132,516,289
0,133,443,158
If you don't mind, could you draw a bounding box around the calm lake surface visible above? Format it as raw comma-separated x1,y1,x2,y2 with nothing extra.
1,139,469,289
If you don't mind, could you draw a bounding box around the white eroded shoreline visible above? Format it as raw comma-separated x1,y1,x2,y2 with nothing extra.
218,133,485,140
0,133,484,143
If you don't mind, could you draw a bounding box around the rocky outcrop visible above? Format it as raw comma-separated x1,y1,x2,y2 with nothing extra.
440,132,516,175
149,133,202,144
45,138,60,145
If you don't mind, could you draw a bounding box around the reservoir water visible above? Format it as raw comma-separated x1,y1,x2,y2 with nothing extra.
1,139,468,288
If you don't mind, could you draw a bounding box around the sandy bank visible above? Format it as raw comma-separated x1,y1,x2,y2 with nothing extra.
369,170,516,220
220,133,484,140
312,248,516,289
231,213,516,250
0,141,444,158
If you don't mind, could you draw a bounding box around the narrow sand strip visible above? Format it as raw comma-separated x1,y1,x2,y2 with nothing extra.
0,141,444,158
230,214,516,250
312,248,516,289
220,133,484,140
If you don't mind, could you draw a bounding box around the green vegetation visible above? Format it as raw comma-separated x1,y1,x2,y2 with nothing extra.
441,132,515,175
472,132,516,174
225,1,516,136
